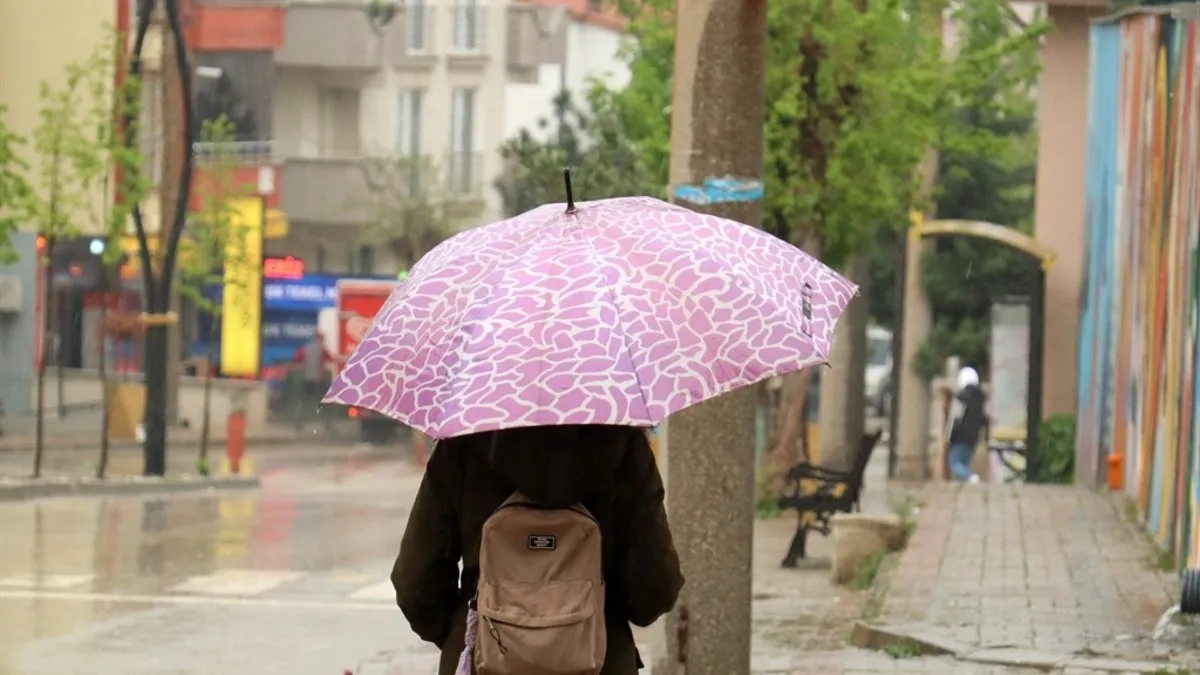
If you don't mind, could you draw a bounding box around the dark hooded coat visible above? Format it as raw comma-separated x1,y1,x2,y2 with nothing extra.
390,425,683,675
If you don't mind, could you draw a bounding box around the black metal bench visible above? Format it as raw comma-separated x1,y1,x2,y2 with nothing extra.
776,429,883,568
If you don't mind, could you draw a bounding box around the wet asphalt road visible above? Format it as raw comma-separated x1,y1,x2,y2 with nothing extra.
0,445,440,675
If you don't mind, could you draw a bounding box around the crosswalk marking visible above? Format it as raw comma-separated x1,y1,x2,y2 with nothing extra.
171,569,304,596
0,573,93,589
1,568,397,603
329,571,380,585
348,580,395,601
0,587,395,612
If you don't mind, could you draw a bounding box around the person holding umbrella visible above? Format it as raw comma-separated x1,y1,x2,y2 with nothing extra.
324,173,858,674
393,425,678,674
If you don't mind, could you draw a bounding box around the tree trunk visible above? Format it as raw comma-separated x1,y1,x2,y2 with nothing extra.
33,262,52,479
766,371,813,464
97,281,111,479
763,233,823,480
198,318,216,473
816,254,871,471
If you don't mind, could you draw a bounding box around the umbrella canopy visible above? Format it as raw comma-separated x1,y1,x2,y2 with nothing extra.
324,196,857,438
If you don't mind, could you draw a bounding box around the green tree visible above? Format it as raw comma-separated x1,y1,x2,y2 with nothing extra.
912,122,1039,380
585,0,1046,468
177,116,249,474
495,90,658,216
25,41,130,478
0,107,32,264
911,1,1045,380
358,154,460,271
72,33,151,478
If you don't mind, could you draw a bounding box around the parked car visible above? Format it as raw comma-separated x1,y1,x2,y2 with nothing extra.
866,326,893,416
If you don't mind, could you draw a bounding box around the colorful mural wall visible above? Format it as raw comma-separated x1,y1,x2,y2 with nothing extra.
1078,9,1200,567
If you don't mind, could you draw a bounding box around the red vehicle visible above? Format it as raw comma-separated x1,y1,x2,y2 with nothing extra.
335,279,401,444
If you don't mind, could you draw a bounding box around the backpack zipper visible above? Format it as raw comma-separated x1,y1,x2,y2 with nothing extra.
493,500,599,525
484,615,508,655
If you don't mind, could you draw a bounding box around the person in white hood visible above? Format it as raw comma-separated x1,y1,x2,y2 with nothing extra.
946,367,989,483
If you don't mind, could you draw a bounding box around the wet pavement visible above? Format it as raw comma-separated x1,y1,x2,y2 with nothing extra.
0,444,438,675
3,443,1185,674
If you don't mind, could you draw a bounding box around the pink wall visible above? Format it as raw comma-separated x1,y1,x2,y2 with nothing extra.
1034,3,1107,417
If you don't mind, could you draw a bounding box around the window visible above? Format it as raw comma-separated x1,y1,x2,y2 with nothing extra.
396,88,424,157
314,244,327,273
450,87,477,195
358,245,375,276
406,0,429,53
345,245,374,275
317,88,359,157
452,0,482,52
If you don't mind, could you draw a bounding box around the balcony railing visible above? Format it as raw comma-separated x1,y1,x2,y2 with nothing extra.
359,153,434,201
447,152,483,199
192,140,276,164
450,4,486,53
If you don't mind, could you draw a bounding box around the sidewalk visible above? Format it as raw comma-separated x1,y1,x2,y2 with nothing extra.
748,455,1054,673
870,483,1189,671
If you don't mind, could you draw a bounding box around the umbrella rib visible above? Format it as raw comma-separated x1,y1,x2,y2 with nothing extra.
668,233,812,349
427,219,569,424
578,226,653,422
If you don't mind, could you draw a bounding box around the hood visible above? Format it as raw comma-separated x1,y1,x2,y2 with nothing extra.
479,425,635,508
957,367,980,391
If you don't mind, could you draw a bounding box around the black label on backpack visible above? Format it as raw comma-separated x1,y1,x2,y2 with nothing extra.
527,534,557,551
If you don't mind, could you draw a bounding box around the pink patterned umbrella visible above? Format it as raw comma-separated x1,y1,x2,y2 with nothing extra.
323,196,857,439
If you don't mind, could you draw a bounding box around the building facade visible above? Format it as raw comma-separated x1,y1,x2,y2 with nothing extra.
505,0,630,141
271,0,509,276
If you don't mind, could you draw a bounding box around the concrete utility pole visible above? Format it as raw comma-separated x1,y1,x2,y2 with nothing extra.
660,0,767,672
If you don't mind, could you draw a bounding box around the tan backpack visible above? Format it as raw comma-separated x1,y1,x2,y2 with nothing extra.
472,491,607,675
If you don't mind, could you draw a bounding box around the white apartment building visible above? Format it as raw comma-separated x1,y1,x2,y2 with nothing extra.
192,0,630,277
505,0,630,141
270,0,510,275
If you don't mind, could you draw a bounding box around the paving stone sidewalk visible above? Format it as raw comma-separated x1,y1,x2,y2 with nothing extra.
874,483,1188,669
356,456,1101,675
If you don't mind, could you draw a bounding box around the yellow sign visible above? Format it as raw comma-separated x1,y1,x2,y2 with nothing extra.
220,198,264,377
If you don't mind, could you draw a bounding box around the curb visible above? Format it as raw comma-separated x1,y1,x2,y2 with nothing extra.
851,622,1182,673
0,435,304,455
0,476,261,502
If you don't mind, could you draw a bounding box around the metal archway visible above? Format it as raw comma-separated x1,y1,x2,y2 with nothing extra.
892,215,1055,482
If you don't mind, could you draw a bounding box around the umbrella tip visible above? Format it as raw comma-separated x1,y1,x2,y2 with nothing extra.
563,167,577,213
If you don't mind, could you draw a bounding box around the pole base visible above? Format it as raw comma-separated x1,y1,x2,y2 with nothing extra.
1181,568,1200,614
